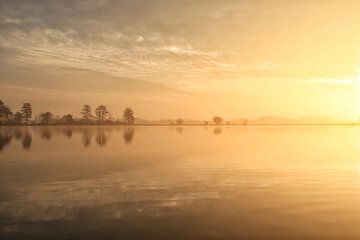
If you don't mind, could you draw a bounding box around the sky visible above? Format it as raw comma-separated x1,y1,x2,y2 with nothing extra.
1,0,360,120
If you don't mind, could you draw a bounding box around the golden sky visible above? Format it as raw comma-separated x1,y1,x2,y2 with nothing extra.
1,0,360,120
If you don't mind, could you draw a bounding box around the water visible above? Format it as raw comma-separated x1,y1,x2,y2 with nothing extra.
0,126,360,239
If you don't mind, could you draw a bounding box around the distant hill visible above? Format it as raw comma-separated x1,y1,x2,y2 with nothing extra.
133,115,352,125
232,115,350,125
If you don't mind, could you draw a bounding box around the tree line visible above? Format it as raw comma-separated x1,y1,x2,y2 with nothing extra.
0,99,233,126
0,100,135,125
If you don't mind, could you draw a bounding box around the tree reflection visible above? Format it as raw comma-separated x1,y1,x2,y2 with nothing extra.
213,127,223,135
96,128,108,147
22,130,32,150
123,127,135,144
0,132,12,152
82,129,93,147
40,127,52,140
62,128,73,138
14,128,23,140
176,126,183,134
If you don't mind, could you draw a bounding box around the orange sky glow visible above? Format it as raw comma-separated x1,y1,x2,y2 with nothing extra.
1,0,360,120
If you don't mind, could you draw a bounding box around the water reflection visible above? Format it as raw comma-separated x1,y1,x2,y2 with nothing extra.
82,128,93,147
0,126,140,150
40,127,52,140
63,128,73,138
96,128,109,147
22,130,32,150
123,127,135,144
1,126,360,239
0,131,12,152
14,128,23,140
0,127,34,151
213,126,223,135
176,126,183,134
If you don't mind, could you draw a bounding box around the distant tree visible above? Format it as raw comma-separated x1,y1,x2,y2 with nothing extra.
0,100,13,124
176,118,184,125
81,105,92,122
203,121,209,125
61,114,74,124
95,105,109,122
14,112,24,125
39,112,53,125
21,103,32,125
123,108,135,124
213,116,223,125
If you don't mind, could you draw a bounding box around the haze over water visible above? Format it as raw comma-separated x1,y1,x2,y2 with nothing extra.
1,126,360,239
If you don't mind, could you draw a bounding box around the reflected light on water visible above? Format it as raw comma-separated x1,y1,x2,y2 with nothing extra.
0,126,360,239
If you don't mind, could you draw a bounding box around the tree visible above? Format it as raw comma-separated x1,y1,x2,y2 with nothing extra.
213,116,223,125
21,103,32,125
61,114,74,124
95,105,109,122
176,118,184,125
0,100,13,124
81,105,92,122
14,112,24,125
39,112,53,125
123,108,135,124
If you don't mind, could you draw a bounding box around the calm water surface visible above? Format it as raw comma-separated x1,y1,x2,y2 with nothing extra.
0,126,360,239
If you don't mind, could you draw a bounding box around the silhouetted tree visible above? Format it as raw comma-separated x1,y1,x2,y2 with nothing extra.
123,127,135,144
0,100,13,124
61,114,74,124
213,116,223,125
203,121,209,125
21,103,32,125
95,105,109,122
176,118,184,125
81,105,92,122
39,112,53,125
123,108,135,124
13,112,24,125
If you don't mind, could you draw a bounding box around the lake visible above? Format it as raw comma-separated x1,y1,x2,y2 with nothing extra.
0,126,360,239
